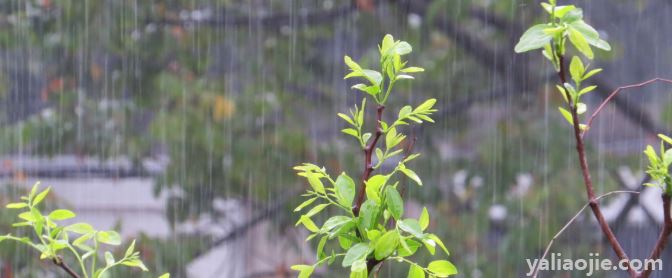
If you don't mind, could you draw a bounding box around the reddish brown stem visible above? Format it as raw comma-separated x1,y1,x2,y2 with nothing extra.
352,105,385,216
52,257,80,278
572,73,672,278
350,104,386,273
565,70,672,277
584,78,672,136
639,194,672,278
557,55,637,277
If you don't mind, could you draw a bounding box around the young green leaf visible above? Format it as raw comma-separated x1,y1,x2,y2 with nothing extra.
514,24,553,53
398,106,412,119
342,243,371,267
397,238,422,257
583,68,602,80
105,251,116,266
400,167,422,186
291,264,314,278
561,8,583,22
28,182,40,199
342,128,359,137
399,219,424,239
570,21,611,51
48,209,76,221
558,107,574,125
316,235,328,259
335,173,356,208
338,113,355,125
408,264,426,278
659,134,672,146
305,204,329,218
427,260,458,277
344,56,362,71
322,216,351,232
297,215,320,233
350,260,368,278
361,70,383,86
568,28,593,59
540,3,576,18
569,56,585,84
358,200,380,231
121,258,149,271
32,186,51,206
97,231,122,246
579,85,597,96
419,207,429,231
427,234,450,255
294,197,318,212
125,240,136,257
380,34,395,54
366,175,387,196
307,175,326,194
65,223,94,234
374,230,400,260
5,203,27,209
401,67,424,73
385,187,404,220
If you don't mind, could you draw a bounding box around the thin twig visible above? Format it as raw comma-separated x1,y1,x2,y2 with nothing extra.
640,194,672,278
576,76,672,277
610,173,654,232
583,78,672,137
531,190,640,278
52,257,81,278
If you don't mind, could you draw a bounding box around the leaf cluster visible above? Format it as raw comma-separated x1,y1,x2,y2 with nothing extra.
0,182,170,278
644,135,672,195
292,35,456,278
515,1,610,131
345,34,425,105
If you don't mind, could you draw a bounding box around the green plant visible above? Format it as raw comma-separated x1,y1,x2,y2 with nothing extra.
0,182,170,278
516,1,672,277
291,35,457,277
644,134,672,195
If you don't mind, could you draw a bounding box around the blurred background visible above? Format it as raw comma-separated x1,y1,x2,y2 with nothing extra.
0,0,672,277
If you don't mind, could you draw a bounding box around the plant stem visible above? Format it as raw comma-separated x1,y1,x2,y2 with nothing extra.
640,194,672,278
557,54,637,277
583,78,672,135
531,191,639,278
352,105,385,216
350,104,386,272
91,237,99,276
66,245,89,278
53,257,81,278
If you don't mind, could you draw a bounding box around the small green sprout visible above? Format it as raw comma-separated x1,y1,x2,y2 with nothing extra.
644,134,672,195
515,1,611,132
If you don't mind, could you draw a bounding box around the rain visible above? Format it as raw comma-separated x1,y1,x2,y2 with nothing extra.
0,0,672,277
